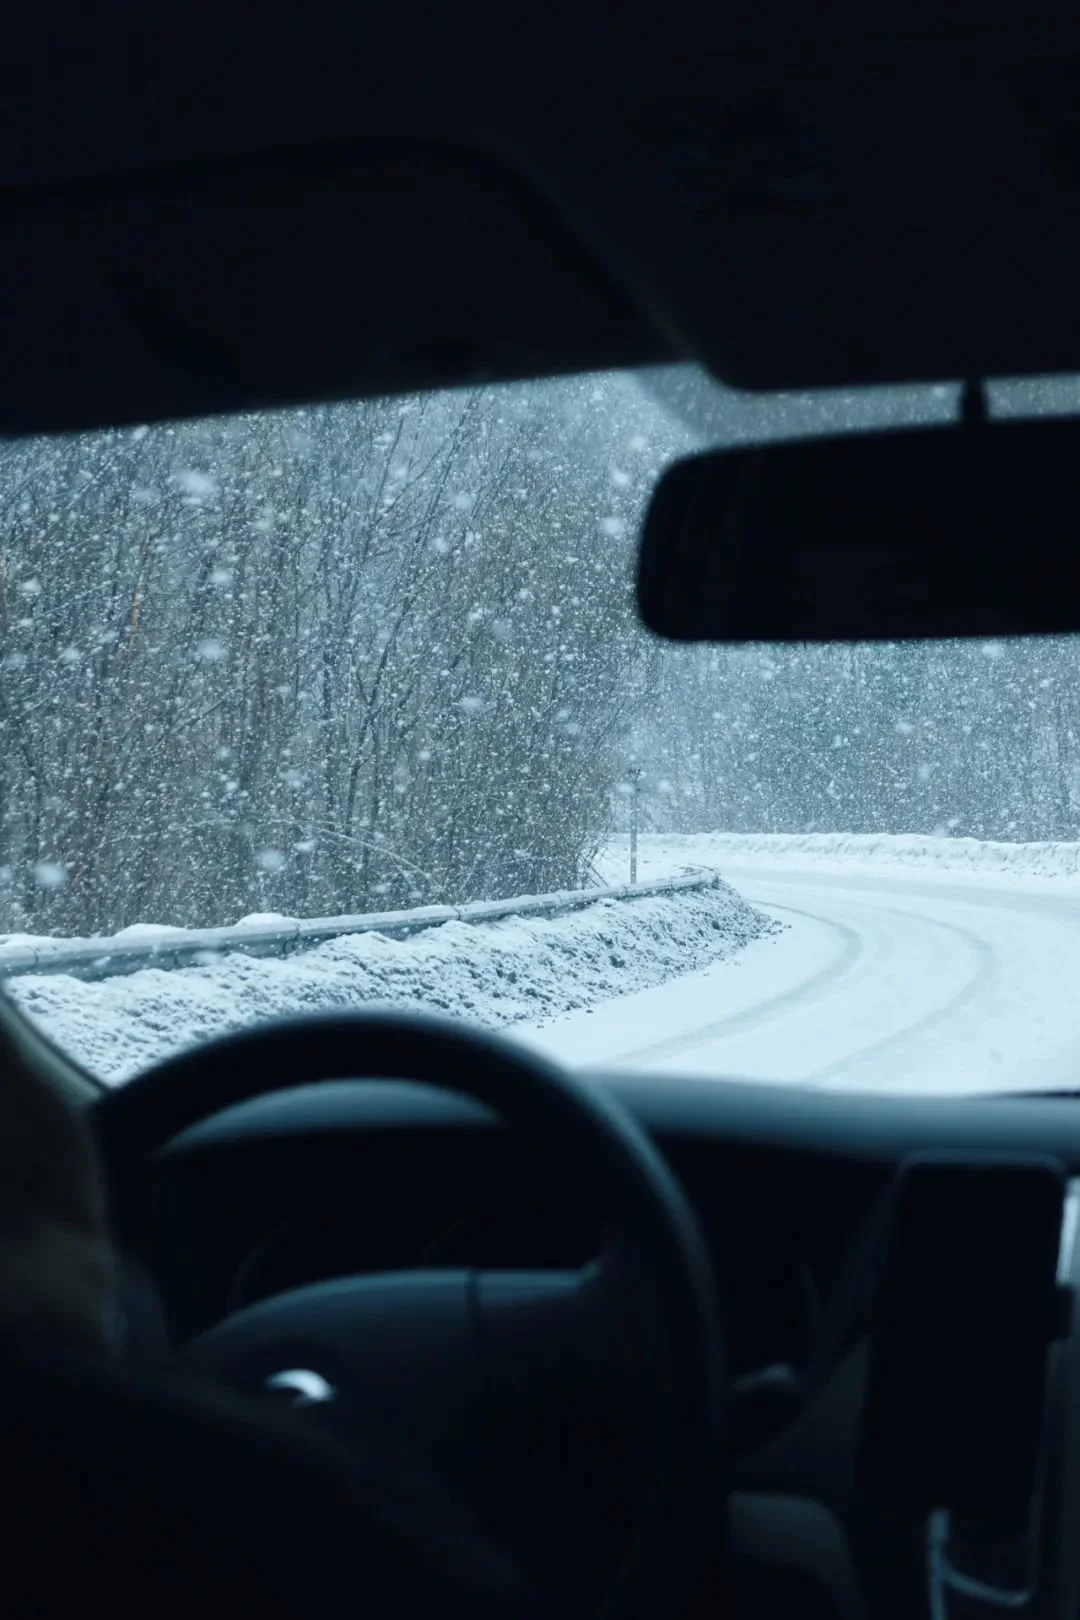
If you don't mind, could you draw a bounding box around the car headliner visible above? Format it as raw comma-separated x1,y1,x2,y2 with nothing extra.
4,1,1080,435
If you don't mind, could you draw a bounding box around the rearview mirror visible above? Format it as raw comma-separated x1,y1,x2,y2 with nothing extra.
637,414,1080,642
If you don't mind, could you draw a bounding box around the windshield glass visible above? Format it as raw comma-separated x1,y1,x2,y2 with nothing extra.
3,365,1080,1096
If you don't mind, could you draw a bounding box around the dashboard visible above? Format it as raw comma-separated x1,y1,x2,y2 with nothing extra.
113,1071,1080,1620
129,1076,881,1386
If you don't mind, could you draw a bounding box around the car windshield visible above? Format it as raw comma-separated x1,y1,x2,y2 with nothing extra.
3,364,1080,1096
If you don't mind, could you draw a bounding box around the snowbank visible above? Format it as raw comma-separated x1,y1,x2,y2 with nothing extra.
599,832,1080,889
7,880,778,1085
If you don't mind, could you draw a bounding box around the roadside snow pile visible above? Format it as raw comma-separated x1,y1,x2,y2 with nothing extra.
599,832,1080,888
7,880,778,1085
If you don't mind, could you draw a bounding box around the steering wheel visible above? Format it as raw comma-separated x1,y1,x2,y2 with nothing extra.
93,1011,728,1619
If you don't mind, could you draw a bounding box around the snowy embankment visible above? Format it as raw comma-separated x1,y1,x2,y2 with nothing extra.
598,831,1080,891
6,880,778,1086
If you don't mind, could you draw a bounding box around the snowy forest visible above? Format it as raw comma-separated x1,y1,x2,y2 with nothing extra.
3,366,1080,938
637,636,1080,843
0,375,670,936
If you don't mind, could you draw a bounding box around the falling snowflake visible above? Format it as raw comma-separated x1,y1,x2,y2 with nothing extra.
174,469,218,500
33,862,67,890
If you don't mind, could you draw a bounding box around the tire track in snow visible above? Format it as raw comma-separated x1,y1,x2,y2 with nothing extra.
610,887,997,1083
610,900,863,1066
512,863,1080,1094
805,901,1000,1087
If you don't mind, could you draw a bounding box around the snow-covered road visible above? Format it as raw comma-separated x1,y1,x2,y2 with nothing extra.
521,861,1080,1096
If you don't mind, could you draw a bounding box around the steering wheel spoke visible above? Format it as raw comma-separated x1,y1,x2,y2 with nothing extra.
95,1010,728,1620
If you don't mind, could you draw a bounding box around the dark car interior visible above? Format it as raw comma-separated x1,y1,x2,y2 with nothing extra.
7,2,1080,1617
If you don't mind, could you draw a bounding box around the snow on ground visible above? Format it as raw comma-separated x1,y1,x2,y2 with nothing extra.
14,831,1080,1098
6,880,778,1085
597,831,1080,891
516,831,1080,1096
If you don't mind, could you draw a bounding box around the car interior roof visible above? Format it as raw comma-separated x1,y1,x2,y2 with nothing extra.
7,2,1080,435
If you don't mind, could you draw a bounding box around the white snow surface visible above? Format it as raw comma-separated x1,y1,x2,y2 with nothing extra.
596,831,1080,891
6,881,775,1086
512,831,1080,1095
112,923,195,942
13,831,1080,1098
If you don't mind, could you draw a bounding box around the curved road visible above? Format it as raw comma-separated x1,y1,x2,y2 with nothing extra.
522,865,1080,1095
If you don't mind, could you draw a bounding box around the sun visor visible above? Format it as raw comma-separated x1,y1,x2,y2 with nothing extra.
0,144,662,435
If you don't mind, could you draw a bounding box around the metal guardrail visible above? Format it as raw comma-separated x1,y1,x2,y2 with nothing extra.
0,871,721,985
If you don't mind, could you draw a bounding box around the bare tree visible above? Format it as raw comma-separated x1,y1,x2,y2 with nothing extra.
0,375,660,935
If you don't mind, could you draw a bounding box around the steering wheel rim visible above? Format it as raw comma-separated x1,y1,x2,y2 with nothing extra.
94,1009,727,1619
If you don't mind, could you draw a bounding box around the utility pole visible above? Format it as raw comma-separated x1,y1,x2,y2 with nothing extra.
629,766,643,884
